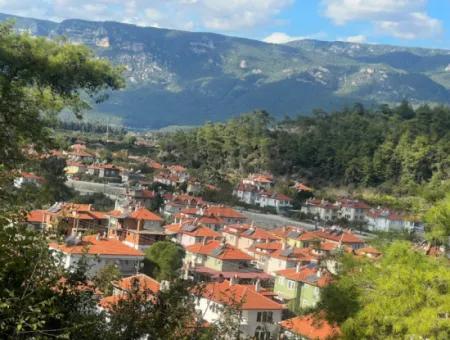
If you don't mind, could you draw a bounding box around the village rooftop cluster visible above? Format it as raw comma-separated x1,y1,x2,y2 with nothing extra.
20,140,433,339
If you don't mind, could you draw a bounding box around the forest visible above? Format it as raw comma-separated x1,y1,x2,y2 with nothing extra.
159,102,450,209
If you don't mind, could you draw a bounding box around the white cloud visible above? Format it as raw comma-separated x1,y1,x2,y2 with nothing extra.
0,0,293,33
321,0,442,40
263,32,305,44
344,34,367,43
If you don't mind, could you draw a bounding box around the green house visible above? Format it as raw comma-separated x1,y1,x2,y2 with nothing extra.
274,265,331,312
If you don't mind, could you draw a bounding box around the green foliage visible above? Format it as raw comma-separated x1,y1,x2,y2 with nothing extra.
161,103,450,208
143,241,185,281
0,22,123,169
94,264,121,296
424,195,450,247
320,242,450,339
160,111,273,182
70,192,115,211
106,278,205,340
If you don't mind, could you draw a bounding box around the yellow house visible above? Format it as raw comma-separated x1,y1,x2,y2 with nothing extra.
65,162,86,175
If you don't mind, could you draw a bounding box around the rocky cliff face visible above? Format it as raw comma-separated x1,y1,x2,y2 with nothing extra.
2,13,450,128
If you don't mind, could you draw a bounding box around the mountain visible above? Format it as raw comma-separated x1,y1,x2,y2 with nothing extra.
2,13,450,128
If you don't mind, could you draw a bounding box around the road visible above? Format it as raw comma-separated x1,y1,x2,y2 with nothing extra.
234,207,316,230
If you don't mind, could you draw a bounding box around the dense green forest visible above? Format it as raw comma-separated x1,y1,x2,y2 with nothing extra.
159,102,450,208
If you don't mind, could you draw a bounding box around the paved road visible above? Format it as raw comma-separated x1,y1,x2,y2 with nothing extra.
66,179,126,199
235,207,316,230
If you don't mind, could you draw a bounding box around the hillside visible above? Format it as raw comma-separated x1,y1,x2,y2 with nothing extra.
2,12,450,128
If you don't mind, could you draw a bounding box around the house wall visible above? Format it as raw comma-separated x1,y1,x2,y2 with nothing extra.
274,275,299,300
54,252,142,277
299,284,320,309
196,298,281,339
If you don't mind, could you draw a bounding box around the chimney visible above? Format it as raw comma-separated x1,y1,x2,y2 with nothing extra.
230,275,238,286
296,262,301,273
317,268,322,278
255,279,261,292
282,240,287,250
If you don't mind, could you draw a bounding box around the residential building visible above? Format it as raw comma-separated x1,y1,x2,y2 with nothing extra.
87,163,121,178
65,161,87,176
274,264,332,311
26,209,46,231
266,244,319,276
301,199,339,221
175,205,247,229
165,221,221,247
100,273,160,310
49,234,144,276
107,207,165,250
39,202,108,234
279,314,340,340
337,199,370,222
14,171,45,188
195,280,284,339
184,240,270,282
222,224,278,254
366,208,417,232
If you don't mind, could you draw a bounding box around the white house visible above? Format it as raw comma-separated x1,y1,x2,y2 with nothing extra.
49,234,144,277
366,208,416,232
195,279,284,339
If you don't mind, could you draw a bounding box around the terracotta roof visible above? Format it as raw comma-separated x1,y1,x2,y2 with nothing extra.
249,241,282,252
198,216,224,225
114,274,160,293
20,172,45,182
183,225,221,238
297,231,322,242
240,227,278,241
314,229,364,244
269,226,304,239
108,209,126,218
204,206,246,219
280,314,340,340
270,247,318,262
276,267,333,287
201,280,284,310
186,240,252,261
49,235,144,257
27,210,46,223
129,208,163,222
293,182,313,192
338,199,370,210
355,246,382,256
99,295,123,310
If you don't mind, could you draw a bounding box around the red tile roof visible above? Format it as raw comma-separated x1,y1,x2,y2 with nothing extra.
27,210,46,223
186,240,252,261
314,229,364,244
271,247,318,262
280,314,340,339
129,208,163,222
49,235,144,257
276,267,333,287
201,280,284,310
114,274,160,293
293,182,313,192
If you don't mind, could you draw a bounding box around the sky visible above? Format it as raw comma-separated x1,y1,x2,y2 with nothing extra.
0,0,449,49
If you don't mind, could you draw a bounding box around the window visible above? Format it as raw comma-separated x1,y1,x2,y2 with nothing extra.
257,311,273,323
254,326,271,340
288,280,296,290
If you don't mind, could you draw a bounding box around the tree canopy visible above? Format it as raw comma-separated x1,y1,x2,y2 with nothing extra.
319,242,450,339
143,241,186,281
0,22,124,169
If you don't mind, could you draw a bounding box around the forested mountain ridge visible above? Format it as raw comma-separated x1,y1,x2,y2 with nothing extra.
159,103,450,209
2,12,450,128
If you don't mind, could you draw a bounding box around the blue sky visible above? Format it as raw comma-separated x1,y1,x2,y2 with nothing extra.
1,0,449,49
